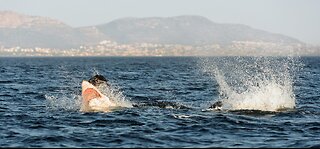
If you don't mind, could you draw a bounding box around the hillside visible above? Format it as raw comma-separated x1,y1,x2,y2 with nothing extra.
0,11,303,49
95,15,301,45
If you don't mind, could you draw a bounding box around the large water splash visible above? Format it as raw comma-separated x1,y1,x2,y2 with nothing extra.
45,68,132,112
93,84,133,108
45,84,132,112
201,56,301,112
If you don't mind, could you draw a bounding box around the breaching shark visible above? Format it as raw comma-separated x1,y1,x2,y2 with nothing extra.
81,75,116,111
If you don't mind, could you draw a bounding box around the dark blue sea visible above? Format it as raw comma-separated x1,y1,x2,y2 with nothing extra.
0,56,319,147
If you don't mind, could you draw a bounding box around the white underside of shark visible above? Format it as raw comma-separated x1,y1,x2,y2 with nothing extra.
81,80,116,111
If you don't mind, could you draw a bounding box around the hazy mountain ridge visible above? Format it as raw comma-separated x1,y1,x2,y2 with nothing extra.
95,15,301,45
0,11,66,28
0,11,95,48
0,11,303,49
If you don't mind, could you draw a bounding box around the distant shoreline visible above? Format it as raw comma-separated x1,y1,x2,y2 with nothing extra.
0,55,320,58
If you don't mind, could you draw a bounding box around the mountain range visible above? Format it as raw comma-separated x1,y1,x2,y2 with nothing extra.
0,11,302,49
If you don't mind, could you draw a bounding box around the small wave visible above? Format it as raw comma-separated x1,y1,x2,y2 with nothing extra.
0,94,14,97
21,136,68,144
80,119,145,126
0,80,13,84
226,109,279,116
21,91,39,95
172,114,192,119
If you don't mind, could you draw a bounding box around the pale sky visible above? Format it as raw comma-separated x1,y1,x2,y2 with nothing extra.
0,0,319,45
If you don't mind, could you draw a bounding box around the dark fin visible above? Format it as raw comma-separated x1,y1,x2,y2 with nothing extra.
133,101,190,109
209,101,223,110
88,75,110,87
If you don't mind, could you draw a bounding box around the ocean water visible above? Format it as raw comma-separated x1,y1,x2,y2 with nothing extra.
0,56,319,147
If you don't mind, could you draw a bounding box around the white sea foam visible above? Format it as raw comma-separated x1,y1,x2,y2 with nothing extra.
220,81,295,111
45,93,82,111
96,84,133,108
201,56,300,112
